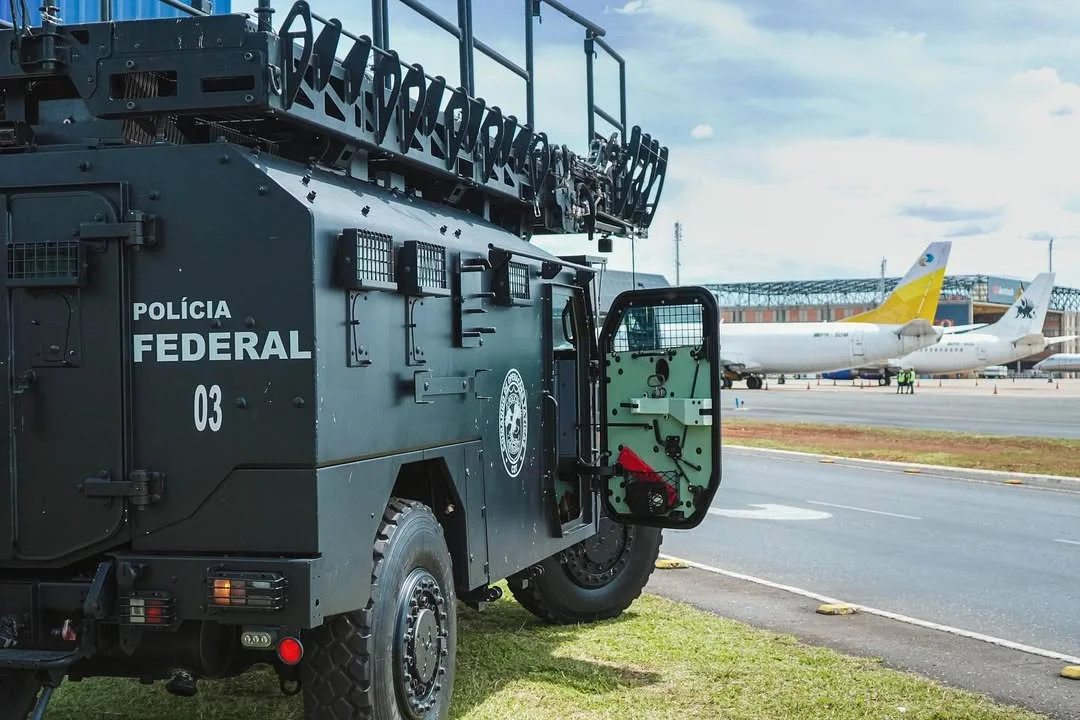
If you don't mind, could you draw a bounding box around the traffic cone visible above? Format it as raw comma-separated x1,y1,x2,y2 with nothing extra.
993,384,998,395
806,382,810,390
939,379,942,387
1057,381,1060,390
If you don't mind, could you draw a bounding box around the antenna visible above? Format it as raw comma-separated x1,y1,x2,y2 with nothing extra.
674,221,682,285
879,257,886,304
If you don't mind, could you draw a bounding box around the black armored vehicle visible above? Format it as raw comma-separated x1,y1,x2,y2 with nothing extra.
0,0,723,717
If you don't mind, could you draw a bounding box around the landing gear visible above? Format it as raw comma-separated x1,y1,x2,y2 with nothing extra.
721,377,733,389
300,498,456,720
0,671,40,720
745,376,763,390
878,376,890,387
508,516,663,625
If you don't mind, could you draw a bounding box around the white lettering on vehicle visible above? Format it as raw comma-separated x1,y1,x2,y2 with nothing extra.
133,331,311,363
131,300,312,363
193,384,223,432
133,299,232,322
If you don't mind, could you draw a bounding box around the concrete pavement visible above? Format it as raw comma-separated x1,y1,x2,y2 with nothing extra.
659,449,1080,656
645,448,1080,717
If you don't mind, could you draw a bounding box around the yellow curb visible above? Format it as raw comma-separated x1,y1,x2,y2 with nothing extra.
1002,478,1024,485
903,468,921,474
816,603,857,616
655,559,689,570
819,458,835,464
1061,666,1080,680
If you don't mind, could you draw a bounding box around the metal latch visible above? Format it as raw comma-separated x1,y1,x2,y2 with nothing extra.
78,210,158,248
80,470,165,507
627,397,714,426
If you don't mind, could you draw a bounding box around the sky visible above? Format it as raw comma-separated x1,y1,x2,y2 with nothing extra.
314,0,1080,289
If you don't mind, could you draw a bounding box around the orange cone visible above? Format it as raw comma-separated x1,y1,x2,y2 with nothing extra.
993,384,998,395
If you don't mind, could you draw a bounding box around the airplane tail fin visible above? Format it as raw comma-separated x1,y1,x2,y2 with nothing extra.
841,241,952,325
986,272,1055,341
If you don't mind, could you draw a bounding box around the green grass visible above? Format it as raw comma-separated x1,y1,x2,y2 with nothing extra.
43,589,1045,720
722,418,1080,477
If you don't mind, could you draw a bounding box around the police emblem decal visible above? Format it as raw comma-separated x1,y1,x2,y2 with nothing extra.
498,368,528,478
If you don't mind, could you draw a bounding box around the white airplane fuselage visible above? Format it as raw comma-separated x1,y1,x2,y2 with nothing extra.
719,321,941,375
901,333,1049,374
1035,354,1080,373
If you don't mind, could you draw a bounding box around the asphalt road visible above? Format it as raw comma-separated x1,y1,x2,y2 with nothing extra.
722,386,1080,438
659,449,1080,659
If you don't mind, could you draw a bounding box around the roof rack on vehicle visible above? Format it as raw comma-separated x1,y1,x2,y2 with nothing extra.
0,0,668,245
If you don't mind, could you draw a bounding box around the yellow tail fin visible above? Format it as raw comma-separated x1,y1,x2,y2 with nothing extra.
842,241,951,325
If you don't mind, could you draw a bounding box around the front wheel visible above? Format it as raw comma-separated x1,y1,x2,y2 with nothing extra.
0,671,40,720
300,498,457,720
507,516,662,625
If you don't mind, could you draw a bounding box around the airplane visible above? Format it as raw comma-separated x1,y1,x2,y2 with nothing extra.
1033,353,1080,374
848,272,1077,378
716,241,952,389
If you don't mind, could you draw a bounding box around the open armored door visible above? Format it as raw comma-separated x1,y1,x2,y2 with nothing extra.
598,286,721,529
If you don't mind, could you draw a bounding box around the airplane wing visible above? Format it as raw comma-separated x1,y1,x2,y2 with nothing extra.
941,323,988,334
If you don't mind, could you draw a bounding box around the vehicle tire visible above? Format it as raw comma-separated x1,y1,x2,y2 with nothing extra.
300,498,457,720
507,515,662,625
0,671,40,720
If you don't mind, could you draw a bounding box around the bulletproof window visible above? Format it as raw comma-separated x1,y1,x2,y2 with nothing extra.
399,240,450,297
613,302,704,353
334,229,396,291
6,240,86,287
509,262,530,300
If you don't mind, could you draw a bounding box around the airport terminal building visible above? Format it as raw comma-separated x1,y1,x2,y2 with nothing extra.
596,270,1079,376
706,275,1080,373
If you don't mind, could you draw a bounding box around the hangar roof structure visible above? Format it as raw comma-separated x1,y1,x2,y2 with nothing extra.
705,274,1080,312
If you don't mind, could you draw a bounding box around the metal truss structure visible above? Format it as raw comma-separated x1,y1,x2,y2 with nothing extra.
706,275,1080,313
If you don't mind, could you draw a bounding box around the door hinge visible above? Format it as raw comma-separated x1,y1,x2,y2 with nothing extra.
78,210,159,248
80,470,166,507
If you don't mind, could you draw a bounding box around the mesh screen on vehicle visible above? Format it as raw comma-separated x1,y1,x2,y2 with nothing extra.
611,302,705,353
6,241,83,286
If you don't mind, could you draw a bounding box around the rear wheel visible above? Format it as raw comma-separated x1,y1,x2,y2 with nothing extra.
507,516,662,625
0,671,40,720
300,498,457,720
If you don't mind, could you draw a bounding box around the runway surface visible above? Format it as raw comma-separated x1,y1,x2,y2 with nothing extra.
722,379,1080,438
659,449,1080,658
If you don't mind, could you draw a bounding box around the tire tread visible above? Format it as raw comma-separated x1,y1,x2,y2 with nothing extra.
302,498,433,719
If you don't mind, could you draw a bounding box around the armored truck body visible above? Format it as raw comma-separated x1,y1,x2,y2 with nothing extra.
0,2,723,718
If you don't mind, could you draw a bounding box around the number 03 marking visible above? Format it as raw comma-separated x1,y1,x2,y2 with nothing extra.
193,384,223,432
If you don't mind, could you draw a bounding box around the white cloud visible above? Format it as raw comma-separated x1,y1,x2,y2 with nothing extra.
310,0,1080,289
690,124,714,140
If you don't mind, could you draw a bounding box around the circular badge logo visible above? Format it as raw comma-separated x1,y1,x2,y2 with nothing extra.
498,368,528,478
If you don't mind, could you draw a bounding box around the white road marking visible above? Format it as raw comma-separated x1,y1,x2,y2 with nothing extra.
806,500,921,520
657,552,1080,665
1054,539,1080,546
708,504,832,521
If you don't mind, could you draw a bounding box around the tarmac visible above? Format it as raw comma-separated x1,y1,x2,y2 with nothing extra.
648,447,1080,719
722,377,1080,438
